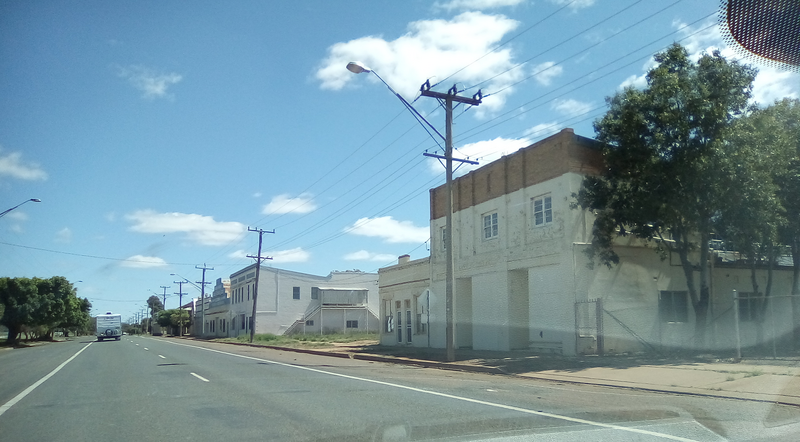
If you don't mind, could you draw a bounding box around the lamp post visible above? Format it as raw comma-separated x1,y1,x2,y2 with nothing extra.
0,198,41,218
347,62,480,361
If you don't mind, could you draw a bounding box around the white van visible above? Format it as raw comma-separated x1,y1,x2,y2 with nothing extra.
96,312,122,341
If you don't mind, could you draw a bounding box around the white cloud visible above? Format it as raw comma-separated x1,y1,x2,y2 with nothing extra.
523,121,561,138
346,217,430,243
750,66,799,105
316,12,522,114
262,193,317,215
619,72,647,90
0,148,47,180
343,250,398,262
121,255,167,269
531,61,563,86
551,98,593,118
126,210,246,246
55,227,72,243
548,0,595,11
267,247,311,263
435,0,525,11
6,211,27,221
117,65,183,100
429,136,530,175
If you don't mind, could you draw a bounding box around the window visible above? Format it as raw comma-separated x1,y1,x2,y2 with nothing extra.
247,285,250,300
738,292,760,322
659,291,688,323
293,286,300,300
384,300,393,333
441,227,447,250
483,212,498,239
240,314,246,330
346,320,358,328
406,310,412,343
533,195,552,226
305,320,314,326
311,287,319,300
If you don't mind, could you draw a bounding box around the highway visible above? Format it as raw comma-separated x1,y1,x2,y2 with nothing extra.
2,336,799,441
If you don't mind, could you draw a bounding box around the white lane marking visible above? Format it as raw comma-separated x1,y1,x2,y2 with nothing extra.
159,339,697,442
135,344,139,346
144,348,149,351
190,372,209,382
0,342,93,417
158,355,166,359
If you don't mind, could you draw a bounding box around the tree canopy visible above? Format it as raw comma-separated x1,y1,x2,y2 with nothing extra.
0,276,91,345
575,43,758,346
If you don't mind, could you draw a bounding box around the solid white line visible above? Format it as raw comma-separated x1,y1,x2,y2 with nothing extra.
159,339,698,442
0,342,93,417
190,372,209,382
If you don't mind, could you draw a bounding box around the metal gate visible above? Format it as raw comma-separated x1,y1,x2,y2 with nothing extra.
575,298,604,355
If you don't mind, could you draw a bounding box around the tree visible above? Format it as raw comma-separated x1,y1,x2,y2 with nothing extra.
34,276,76,339
767,99,800,346
156,308,191,335
575,43,757,347
146,295,164,333
716,99,798,349
0,277,41,346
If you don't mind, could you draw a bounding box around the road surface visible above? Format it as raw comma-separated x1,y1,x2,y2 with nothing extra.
1,336,799,441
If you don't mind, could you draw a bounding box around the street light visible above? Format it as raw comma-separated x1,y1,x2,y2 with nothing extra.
347,63,480,362
0,198,41,218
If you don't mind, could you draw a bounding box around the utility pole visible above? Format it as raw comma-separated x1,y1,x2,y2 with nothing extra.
173,281,188,337
247,227,274,343
160,285,170,310
420,81,481,362
196,264,213,336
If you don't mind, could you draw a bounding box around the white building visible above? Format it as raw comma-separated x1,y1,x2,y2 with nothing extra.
228,265,380,337
196,278,231,338
379,128,796,355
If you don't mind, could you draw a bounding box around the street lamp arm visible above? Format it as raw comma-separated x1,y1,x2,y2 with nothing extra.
347,62,445,143
0,198,41,218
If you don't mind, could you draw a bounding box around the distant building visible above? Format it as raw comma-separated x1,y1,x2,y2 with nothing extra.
227,265,379,337
196,278,231,338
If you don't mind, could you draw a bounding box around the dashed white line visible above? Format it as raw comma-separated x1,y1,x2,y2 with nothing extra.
143,348,149,351
190,372,209,382
158,355,166,359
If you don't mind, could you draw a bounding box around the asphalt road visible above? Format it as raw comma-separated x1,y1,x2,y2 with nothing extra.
2,336,800,441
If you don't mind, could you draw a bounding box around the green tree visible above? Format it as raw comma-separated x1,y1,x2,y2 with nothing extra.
766,99,800,346
156,308,191,334
575,43,757,347
146,295,164,334
716,99,798,348
34,276,77,339
0,277,41,346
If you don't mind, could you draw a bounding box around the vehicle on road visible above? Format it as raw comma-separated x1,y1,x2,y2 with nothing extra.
95,312,122,341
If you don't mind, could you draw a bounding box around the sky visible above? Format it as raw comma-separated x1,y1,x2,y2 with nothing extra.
1,0,798,321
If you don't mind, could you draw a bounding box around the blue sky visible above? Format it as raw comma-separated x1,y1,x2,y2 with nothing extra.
1,0,798,320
